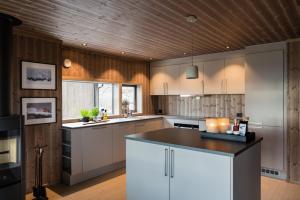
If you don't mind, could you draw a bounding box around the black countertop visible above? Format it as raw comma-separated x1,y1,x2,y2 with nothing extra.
125,128,263,157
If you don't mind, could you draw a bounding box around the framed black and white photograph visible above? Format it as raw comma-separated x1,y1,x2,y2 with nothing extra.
21,61,56,90
22,98,56,125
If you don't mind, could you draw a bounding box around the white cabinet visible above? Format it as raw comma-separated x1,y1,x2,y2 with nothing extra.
179,63,204,95
225,57,245,94
150,66,165,95
82,125,113,172
203,59,225,94
126,140,169,200
245,50,284,127
150,65,180,95
164,65,180,95
126,139,261,200
151,56,246,95
112,122,135,163
170,147,231,200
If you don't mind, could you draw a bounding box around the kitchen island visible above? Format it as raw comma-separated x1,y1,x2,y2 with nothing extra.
126,128,263,200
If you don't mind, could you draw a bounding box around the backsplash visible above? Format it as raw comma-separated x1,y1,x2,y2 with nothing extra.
152,94,245,118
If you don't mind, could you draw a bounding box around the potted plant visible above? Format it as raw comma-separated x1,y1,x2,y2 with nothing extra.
90,107,100,121
80,109,91,122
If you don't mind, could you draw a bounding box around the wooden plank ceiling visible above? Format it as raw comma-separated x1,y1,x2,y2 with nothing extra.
1,0,300,60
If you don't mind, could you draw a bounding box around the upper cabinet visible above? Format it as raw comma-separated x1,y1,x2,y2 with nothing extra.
203,59,225,94
150,66,165,95
150,65,180,95
179,62,204,95
224,57,245,94
150,55,245,95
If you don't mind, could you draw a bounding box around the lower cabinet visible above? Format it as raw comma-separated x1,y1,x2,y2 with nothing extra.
126,140,238,200
170,147,231,200
82,125,113,172
135,118,164,133
113,122,135,163
62,118,164,185
126,140,170,200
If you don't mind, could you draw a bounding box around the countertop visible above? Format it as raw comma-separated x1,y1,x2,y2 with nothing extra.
62,115,163,129
125,128,263,157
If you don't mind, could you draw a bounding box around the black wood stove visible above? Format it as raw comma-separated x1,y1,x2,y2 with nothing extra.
0,13,24,200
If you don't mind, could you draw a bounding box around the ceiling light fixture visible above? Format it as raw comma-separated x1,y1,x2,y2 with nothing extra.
150,58,153,60
185,15,198,79
121,51,125,55
82,43,87,47
183,52,187,55
226,46,230,49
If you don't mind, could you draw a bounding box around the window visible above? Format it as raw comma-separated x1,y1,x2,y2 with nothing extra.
122,85,137,112
62,81,142,120
62,81,119,120
97,83,114,115
62,81,95,120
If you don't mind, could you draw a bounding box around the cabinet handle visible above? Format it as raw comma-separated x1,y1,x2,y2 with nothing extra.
170,149,174,178
92,126,108,129
226,79,228,94
221,80,224,93
165,148,169,176
165,82,168,95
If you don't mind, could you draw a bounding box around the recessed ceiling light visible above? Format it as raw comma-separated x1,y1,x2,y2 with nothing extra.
226,46,230,49
82,43,87,47
186,15,198,23
121,51,125,55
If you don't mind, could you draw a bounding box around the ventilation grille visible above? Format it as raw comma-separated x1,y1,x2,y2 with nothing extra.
261,167,280,177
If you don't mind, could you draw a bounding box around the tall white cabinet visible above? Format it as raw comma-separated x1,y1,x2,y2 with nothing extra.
245,43,286,178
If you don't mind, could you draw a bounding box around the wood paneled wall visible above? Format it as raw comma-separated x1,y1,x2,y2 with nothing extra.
62,46,151,114
11,30,62,192
288,41,300,183
152,95,244,118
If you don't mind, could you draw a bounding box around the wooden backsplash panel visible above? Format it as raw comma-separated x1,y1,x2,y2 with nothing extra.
152,95,244,118
62,47,151,114
11,31,62,192
288,41,300,183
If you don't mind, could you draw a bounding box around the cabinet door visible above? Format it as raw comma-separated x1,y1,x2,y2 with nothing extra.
203,59,225,94
248,125,284,170
70,129,83,175
170,147,231,200
150,66,165,95
164,65,180,95
112,122,135,163
179,63,204,95
135,119,163,133
126,140,169,200
82,125,113,172
245,50,284,127
225,57,245,94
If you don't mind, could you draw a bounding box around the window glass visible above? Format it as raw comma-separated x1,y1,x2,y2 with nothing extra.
122,85,137,112
98,83,114,115
62,81,95,120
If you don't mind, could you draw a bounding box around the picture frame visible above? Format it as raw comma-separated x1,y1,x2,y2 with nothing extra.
21,61,56,90
21,97,56,125
239,121,248,136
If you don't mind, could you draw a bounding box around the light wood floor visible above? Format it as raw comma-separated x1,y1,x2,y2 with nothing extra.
26,169,300,200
